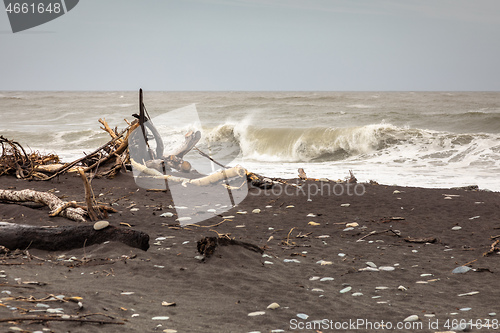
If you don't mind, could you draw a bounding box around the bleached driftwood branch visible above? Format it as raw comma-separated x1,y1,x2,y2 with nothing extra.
131,159,246,186
0,189,86,222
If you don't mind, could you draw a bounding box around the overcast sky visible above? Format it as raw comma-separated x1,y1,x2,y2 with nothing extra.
1,0,500,91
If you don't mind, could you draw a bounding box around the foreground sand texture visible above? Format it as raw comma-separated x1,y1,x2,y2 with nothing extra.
1,172,499,332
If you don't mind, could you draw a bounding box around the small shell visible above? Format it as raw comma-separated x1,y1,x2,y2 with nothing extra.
93,221,109,230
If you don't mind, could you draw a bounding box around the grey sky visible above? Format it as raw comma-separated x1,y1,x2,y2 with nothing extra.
1,0,499,91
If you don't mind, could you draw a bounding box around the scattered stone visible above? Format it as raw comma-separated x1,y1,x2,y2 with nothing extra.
444,196,452,200
343,227,354,231
460,307,471,311
308,221,320,226
263,261,274,265
338,253,346,257
319,277,334,282
262,254,273,258
340,286,352,294
130,208,139,212
452,266,471,274
283,259,300,263
309,276,320,281
194,255,204,260
393,190,401,194
398,285,408,291
176,217,192,222
366,262,377,268
248,311,266,317
36,303,50,308
375,286,389,290
312,288,324,292
265,206,273,209
469,216,480,220
286,205,295,208
489,312,496,316
420,273,433,277
207,209,217,213
237,211,248,215
222,215,235,219
120,292,135,295
403,315,419,322
317,235,330,238
379,266,395,271
163,330,178,333
152,316,170,320
160,212,174,217
296,313,309,320
93,220,109,231
316,260,333,265
307,213,316,217
340,203,350,207
352,292,363,297
346,222,358,227
267,302,280,310
416,281,428,284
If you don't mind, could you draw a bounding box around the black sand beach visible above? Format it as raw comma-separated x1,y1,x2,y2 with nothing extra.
1,171,500,333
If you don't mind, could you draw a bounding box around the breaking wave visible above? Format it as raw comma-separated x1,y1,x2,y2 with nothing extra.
199,122,500,168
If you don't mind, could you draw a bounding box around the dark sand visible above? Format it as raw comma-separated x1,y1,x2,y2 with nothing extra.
1,171,500,333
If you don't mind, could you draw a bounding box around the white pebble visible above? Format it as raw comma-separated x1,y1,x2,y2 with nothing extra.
160,212,174,217
319,277,334,282
152,316,170,320
248,311,266,316
451,226,462,231
93,220,109,230
403,315,419,322
267,302,280,310
339,286,352,293
379,266,395,271
252,209,261,214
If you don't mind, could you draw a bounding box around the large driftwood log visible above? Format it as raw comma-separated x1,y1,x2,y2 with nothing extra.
0,222,150,251
131,159,246,186
0,189,86,222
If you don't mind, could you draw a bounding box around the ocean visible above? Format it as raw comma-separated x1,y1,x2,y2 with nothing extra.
1,91,500,191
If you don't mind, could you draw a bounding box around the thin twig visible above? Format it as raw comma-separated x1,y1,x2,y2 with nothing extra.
0,315,124,325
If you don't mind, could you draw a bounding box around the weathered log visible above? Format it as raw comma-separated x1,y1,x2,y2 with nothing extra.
131,159,246,186
0,189,86,222
0,222,149,251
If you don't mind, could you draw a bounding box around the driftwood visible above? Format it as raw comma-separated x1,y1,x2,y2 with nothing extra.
0,314,124,325
197,236,263,258
0,222,149,251
131,159,246,186
0,189,86,222
78,168,101,221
